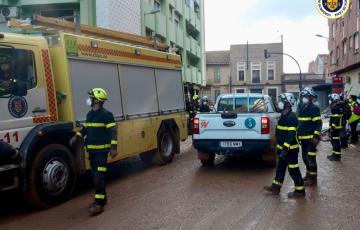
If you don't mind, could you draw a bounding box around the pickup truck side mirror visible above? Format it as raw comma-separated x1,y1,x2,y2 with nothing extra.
11,81,28,97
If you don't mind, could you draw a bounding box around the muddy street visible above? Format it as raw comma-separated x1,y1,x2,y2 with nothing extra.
1,139,360,230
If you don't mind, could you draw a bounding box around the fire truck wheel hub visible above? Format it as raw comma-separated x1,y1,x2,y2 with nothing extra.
42,158,69,195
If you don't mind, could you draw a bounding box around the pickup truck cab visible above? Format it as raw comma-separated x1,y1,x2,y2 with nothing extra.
192,93,280,166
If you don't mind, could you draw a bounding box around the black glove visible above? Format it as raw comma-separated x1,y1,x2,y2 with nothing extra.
279,147,289,160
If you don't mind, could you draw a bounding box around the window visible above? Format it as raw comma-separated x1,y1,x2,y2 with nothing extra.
355,33,359,52
174,13,180,28
154,0,161,10
267,61,275,81
350,36,353,50
251,62,261,83
346,76,351,84
332,23,336,39
267,88,277,101
336,46,340,59
237,62,245,81
0,48,37,96
217,96,266,113
343,40,347,55
214,67,220,83
349,3,352,17
336,19,339,30
169,6,174,21
250,89,262,94
235,88,245,93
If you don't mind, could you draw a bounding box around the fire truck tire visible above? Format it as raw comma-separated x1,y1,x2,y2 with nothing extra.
155,129,175,165
25,144,77,209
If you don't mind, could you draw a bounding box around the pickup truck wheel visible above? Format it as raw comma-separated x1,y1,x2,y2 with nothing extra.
155,129,175,165
199,152,215,167
25,144,77,209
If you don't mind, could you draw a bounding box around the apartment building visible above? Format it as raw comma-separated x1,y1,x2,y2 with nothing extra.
0,0,206,98
230,43,283,100
328,0,360,96
202,51,230,104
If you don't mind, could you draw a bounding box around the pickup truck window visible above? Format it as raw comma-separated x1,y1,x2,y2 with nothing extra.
217,97,267,113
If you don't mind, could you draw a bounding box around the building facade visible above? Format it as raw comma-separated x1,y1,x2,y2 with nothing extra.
202,51,230,104
0,0,205,99
203,42,284,103
141,0,205,98
328,0,360,96
230,43,283,100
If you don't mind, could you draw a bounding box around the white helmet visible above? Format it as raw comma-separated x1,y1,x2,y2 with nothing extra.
329,93,340,103
202,96,208,101
300,87,316,97
279,93,296,107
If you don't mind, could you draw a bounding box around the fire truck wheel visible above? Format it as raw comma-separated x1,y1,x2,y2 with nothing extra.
155,129,175,165
25,144,77,209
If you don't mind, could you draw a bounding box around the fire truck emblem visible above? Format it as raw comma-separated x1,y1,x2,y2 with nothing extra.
315,0,349,19
8,96,28,118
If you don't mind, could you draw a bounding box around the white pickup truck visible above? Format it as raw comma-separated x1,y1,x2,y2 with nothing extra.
192,93,280,166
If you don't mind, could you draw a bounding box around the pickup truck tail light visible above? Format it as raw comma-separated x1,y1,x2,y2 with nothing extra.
193,118,200,134
261,117,270,134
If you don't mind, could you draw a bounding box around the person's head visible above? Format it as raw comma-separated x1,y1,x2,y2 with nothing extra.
278,93,295,113
0,56,11,76
349,94,357,102
201,96,208,105
87,88,108,110
300,87,316,104
192,95,200,102
328,93,340,107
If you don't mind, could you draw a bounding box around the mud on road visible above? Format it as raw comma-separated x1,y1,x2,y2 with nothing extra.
1,139,360,230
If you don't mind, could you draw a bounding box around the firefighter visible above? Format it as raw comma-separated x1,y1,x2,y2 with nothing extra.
339,95,351,148
0,56,14,94
297,87,322,186
189,95,200,119
328,93,343,161
70,88,118,216
349,95,360,144
264,93,305,198
199,96,211,112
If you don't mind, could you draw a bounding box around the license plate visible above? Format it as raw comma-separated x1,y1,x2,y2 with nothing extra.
220,141,242,148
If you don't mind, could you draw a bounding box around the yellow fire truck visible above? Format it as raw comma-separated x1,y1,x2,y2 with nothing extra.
0,16,188,208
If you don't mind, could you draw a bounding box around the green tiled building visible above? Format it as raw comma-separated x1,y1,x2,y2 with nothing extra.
141,0,205,97
0,0,205,97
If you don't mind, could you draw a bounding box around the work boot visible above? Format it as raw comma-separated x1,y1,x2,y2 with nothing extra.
327,154,341,162
303,177,317,186
263,184,281,195
89,202,104,216
287,190,305,199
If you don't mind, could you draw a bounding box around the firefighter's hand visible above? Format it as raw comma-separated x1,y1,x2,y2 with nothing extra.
110,149,118,159
279,149,288,160
311,136,320,146
69,135,79,146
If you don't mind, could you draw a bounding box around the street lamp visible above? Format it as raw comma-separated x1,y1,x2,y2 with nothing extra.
265,49,303,91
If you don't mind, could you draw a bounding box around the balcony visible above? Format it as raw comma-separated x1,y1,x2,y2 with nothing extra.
185,36,191,52
176,28,184,47
155,13,166,38
169,0,175,7
191,66,197,83
168,21,176,43
175,0,184,15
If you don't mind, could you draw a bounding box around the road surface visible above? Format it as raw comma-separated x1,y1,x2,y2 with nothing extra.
1,139,360,230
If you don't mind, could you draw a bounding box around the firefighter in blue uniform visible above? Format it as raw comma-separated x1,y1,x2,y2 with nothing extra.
297,87,322,186
328,93,343,161
264,93,305,198
71,88,118,215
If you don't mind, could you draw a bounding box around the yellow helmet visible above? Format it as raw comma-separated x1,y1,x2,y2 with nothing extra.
192,95,200,101
88,88,108,101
